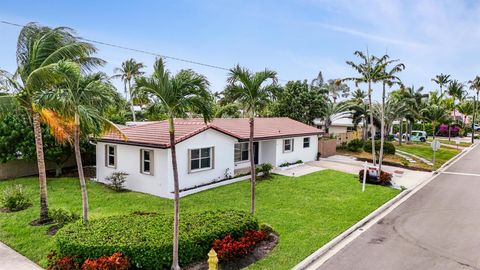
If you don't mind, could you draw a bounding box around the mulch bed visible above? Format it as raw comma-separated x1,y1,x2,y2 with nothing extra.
185,232,279,270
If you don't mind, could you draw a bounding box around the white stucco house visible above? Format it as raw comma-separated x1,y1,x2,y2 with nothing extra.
96,117,322,198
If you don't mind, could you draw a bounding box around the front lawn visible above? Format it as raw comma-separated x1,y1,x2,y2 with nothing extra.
394,142,460,168
0,171,399,269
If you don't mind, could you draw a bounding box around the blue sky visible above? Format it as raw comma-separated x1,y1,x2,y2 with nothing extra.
1,0,480,100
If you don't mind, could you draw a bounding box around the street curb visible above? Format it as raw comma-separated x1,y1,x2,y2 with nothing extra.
293,141,479,270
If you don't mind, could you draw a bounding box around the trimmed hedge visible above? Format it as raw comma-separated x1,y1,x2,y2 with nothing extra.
55,210,258,269
363,140,395,155
347,139,364,152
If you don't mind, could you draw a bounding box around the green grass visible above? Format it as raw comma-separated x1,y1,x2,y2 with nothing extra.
394,142,460,168
0,171,399,269
426,138,472,147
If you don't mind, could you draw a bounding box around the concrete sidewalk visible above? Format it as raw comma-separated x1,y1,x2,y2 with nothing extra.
0,242,43,270
309,156,432,189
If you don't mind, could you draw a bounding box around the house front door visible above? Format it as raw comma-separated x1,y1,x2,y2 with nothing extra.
254,142,259,165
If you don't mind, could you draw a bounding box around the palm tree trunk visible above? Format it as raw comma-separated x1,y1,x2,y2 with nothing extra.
399,119,403,146
379,82,386,172
74,115,89,224
128,80,136,122
249,116,256,215
368,81,376,166
169,117,181,270
32,112,49,223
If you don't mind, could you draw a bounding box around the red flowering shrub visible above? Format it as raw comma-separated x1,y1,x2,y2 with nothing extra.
212,230,267,261
82,252,129,270
379,171,392,185
47,251,80,270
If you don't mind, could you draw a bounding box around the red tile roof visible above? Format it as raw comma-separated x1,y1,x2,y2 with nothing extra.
100,117,322,148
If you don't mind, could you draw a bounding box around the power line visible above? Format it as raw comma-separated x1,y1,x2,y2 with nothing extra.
0,20,230,71
0,19,289,82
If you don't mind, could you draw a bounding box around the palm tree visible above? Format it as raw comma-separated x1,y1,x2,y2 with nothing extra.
457,100,474,127
134,58,212,270
432,73,451,96
34,62,123,224
468,76,480,136
447,80,465,140
349,89,368,140
227,65,278,215
0,23,102,223
326,79,350,103
376,55,404,173
113,59,146,122
421,104,448,141
343,50,388,166
321,100,351,134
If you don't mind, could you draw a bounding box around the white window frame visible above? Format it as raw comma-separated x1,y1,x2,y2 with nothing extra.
105,144,117,168
140,149,154,175
303,137,310,148
283,138,294,153
189,147,214,173
234,142,250,163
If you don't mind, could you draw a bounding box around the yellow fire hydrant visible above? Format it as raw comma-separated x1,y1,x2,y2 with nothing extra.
208,248,219,270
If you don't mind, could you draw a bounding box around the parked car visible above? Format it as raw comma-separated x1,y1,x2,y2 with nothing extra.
474,124,480,131
401,130,428,142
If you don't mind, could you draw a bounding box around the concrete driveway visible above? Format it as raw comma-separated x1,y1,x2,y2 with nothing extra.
312,144,480,270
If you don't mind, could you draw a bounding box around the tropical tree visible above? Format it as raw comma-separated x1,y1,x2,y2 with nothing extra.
457,100,474,126
468,76,480,134
321,100,351,134
348,89,369,140
113,59,146,122
227,65,278,215
326,79,350,103
421,104,448,140
34,62,122,224
271,80,326,125
134,58,212,270
432,73,451,96
376,55,404,173
447,80,465,140
0,23,102,223
343,50,388,166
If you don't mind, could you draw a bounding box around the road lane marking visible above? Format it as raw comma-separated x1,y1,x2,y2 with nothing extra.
441,171,480,177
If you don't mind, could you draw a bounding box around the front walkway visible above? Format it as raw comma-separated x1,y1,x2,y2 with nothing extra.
309,155,431,189
0,242,43,270
272,164,325,177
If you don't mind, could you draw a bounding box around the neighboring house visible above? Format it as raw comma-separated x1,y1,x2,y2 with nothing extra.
96,117,322,198
313,116,355,135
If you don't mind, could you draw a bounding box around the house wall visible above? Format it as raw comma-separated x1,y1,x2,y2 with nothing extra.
259,140,276,165
174,129,237,191
274,135,318,166
329,126,348,134
96,142,171,197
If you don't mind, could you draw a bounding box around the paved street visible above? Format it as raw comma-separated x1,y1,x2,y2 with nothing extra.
316,144,480,270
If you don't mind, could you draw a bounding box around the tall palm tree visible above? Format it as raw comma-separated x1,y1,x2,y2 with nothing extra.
113,59,146,122
432,73,451,96
376,55,404,173
343,50,388,166
0,23,102,223
227,65,278,215
447,80,465,140
34,62,123,224
134,58,212,270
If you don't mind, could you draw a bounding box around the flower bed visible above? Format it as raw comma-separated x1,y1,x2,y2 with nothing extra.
55,210,258,269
